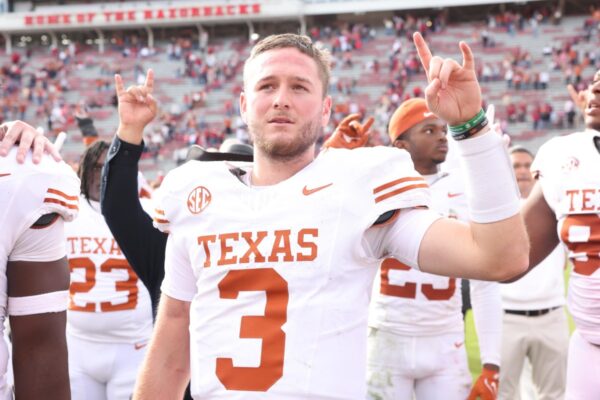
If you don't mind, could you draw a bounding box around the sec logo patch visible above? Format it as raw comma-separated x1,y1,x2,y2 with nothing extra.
187,186,211,214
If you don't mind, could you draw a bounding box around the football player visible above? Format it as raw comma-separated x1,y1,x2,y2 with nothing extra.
115,33,527,399
367,98,502,400
521,69,600,400
66,140,153,400
0,120,79,399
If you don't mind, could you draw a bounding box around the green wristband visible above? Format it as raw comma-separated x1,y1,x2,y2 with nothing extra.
449,109,486,133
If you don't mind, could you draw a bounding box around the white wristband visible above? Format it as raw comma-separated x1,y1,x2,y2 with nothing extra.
454,129,520,223
8,290,68,316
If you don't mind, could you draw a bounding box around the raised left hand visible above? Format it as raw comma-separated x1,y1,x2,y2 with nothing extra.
413,32,482,126
323,113,374,150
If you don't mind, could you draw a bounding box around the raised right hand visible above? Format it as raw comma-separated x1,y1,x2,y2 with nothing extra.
115,69,157,145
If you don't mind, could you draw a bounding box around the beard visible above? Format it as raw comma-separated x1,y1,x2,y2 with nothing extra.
249,115,323,161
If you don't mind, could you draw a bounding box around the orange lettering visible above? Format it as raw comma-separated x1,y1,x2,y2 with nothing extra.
268,230,293,262
297,229,318,261
93,237,107,255
67,237,77,254
240,231,267,263
582,189,596,211
198,235,217,267
566,189,579,212
109,239,122,256
218,233,239,266
81,237,92,254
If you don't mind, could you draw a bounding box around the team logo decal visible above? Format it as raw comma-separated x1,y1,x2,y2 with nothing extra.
561,156,579,172
187,186,212,214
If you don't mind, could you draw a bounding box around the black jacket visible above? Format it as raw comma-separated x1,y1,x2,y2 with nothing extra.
100,136,167,315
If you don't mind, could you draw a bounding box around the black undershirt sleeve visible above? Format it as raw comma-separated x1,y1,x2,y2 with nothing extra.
100,136,167,316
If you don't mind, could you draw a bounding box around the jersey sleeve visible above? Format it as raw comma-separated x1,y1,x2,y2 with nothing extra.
161,233,197,302
151,162,196,233
9,217,67,262
362,147,431,221
363,208,441,270
329,147,431,226
35,156,80,222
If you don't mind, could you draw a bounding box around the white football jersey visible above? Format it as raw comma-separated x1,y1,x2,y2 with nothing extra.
66,197,153,343
154,147,431,399
0,149,79,386
369,169,502,366
532,129,600,345
370,170,469,336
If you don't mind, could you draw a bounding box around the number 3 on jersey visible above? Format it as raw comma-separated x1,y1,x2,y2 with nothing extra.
380,258,456,300
217,268,288,392
68,257,139,312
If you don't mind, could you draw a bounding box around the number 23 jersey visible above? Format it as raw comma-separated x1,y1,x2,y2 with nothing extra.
532,129,600,345
65,197,153,343
154,147,432,399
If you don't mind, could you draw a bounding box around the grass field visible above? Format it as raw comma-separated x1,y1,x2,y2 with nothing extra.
465,266,575,381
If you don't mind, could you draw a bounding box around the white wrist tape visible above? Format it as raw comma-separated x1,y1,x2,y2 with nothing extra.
8,290,68,316
454,129,520,223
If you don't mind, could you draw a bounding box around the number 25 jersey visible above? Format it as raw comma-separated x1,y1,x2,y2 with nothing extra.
154,147,431,399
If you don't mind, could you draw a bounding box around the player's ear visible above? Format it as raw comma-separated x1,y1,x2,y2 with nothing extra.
240,91,248,125
392,139,408,150
321,96,332,127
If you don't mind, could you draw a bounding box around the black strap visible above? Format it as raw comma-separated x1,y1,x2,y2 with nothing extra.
185,145,253,163
31,213,59,228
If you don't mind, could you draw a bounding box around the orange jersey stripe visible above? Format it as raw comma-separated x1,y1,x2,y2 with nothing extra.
373,176,426,195
374,183,429,204
153,217,170,224
43,197,79,210
47,188,79,201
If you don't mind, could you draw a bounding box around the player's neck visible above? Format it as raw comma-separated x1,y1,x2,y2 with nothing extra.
251,149,315,186
415,162,439,176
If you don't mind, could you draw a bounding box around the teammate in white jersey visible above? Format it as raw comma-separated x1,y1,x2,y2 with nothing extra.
114,33,528,399
521,69,600,400
500,147,569,400
0,124,79,399
66,140,153,400
367,98,502,400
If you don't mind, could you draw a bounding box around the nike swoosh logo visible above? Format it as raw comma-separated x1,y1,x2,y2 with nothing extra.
0,173,11,178
447,192,463,198
303,183,333,196
454,341,464,348
134,342,148,350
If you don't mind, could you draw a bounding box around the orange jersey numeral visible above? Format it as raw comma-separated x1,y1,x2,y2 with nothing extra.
560,214,600,276
68,257,139,312
216,268,288,392
380,258,456,301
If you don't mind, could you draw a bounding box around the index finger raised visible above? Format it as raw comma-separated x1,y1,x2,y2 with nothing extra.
413,32,432,80
361,116,374,133
144,69,154,93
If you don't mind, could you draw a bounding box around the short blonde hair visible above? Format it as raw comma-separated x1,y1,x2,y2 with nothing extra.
243,33,331,97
